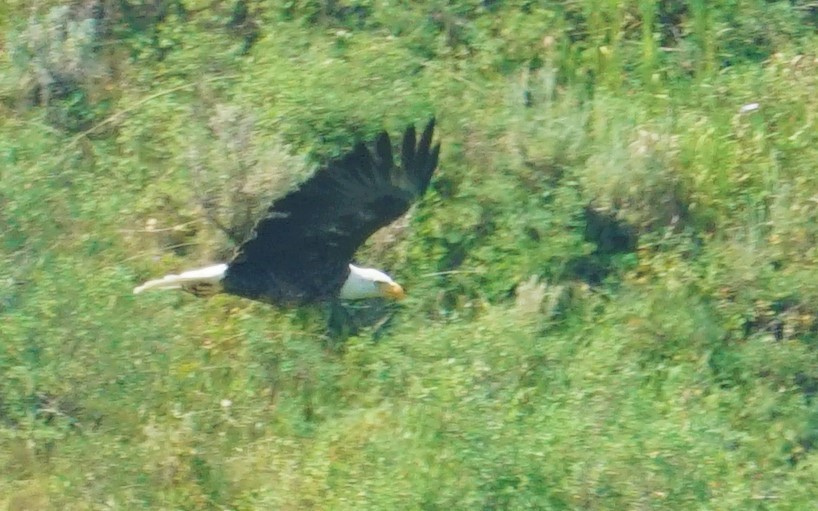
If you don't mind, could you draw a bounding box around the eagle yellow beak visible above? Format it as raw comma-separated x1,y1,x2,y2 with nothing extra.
379,281,406,300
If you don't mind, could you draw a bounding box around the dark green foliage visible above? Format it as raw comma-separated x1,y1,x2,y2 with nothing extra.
3,0,818,509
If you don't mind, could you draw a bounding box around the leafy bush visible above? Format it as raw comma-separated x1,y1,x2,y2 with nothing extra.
12,6,99,100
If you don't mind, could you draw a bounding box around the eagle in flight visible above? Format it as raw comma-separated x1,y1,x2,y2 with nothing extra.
134,119,440,305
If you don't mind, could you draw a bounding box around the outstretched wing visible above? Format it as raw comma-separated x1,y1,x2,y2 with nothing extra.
227,119,440,286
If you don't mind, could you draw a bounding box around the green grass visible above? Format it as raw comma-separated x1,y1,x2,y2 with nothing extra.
3,1,818,509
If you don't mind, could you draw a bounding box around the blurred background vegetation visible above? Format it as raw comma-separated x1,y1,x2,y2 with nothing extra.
3,0,818,509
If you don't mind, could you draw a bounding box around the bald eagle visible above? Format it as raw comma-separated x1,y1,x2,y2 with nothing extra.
134,119,440,305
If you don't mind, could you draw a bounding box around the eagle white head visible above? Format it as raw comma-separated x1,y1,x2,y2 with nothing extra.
340,264,406,300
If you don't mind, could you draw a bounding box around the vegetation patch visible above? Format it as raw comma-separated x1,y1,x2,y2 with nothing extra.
3,1,818,509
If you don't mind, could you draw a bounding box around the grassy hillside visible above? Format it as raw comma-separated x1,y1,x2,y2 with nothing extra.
3,1,818,509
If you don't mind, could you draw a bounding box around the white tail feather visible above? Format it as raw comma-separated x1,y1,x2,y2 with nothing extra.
133,263,228,294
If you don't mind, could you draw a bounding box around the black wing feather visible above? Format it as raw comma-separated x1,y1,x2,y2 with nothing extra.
224,119,440,302
416,118,438,193
374,132,393,174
